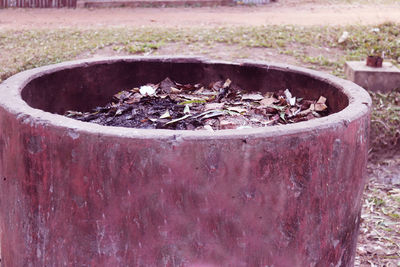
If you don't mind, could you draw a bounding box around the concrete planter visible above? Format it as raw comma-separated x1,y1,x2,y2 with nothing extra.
0,57,371,266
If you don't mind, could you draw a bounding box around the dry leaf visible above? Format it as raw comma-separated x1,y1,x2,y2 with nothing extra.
165,114,191,125
113,90,132,101
338,31,349,44
125,93,142,104
212,81,224,91
317,96,327,104
315,103,328,112
130,87,140,93
242,93,264,101
139,85,156,96
184,105,190,114
298,108,312,117
223,78,232,89
159,77,175,94
284,89,296,106
204,103,224,110
227,106,247,113
160,110,171,119
260,96,278,106
170,87,182,94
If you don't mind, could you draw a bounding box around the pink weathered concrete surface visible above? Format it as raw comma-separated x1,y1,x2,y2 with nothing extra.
345,61,400,93
0,57,371,266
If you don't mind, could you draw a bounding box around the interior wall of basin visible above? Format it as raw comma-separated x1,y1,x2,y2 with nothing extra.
21,61,349,116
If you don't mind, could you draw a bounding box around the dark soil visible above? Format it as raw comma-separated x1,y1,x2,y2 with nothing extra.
65,77,329,130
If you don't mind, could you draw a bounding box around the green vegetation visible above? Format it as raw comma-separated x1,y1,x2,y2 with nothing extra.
369,89,400,157
1,23,399,81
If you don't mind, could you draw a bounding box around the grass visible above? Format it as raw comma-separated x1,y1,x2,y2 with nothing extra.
0,23,400,154
1,23,399,80
369,89,400,158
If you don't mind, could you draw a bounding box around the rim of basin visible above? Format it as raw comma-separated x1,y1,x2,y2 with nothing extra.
0,56,371,140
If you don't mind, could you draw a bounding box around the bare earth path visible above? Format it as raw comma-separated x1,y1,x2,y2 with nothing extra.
1,1,400,29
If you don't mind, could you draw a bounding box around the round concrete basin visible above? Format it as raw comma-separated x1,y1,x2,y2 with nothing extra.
0,57,371,266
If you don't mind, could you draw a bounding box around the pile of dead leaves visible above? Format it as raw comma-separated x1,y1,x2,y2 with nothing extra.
65,77,329,130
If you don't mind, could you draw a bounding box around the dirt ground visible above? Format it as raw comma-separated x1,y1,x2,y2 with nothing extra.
1,0,400,29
